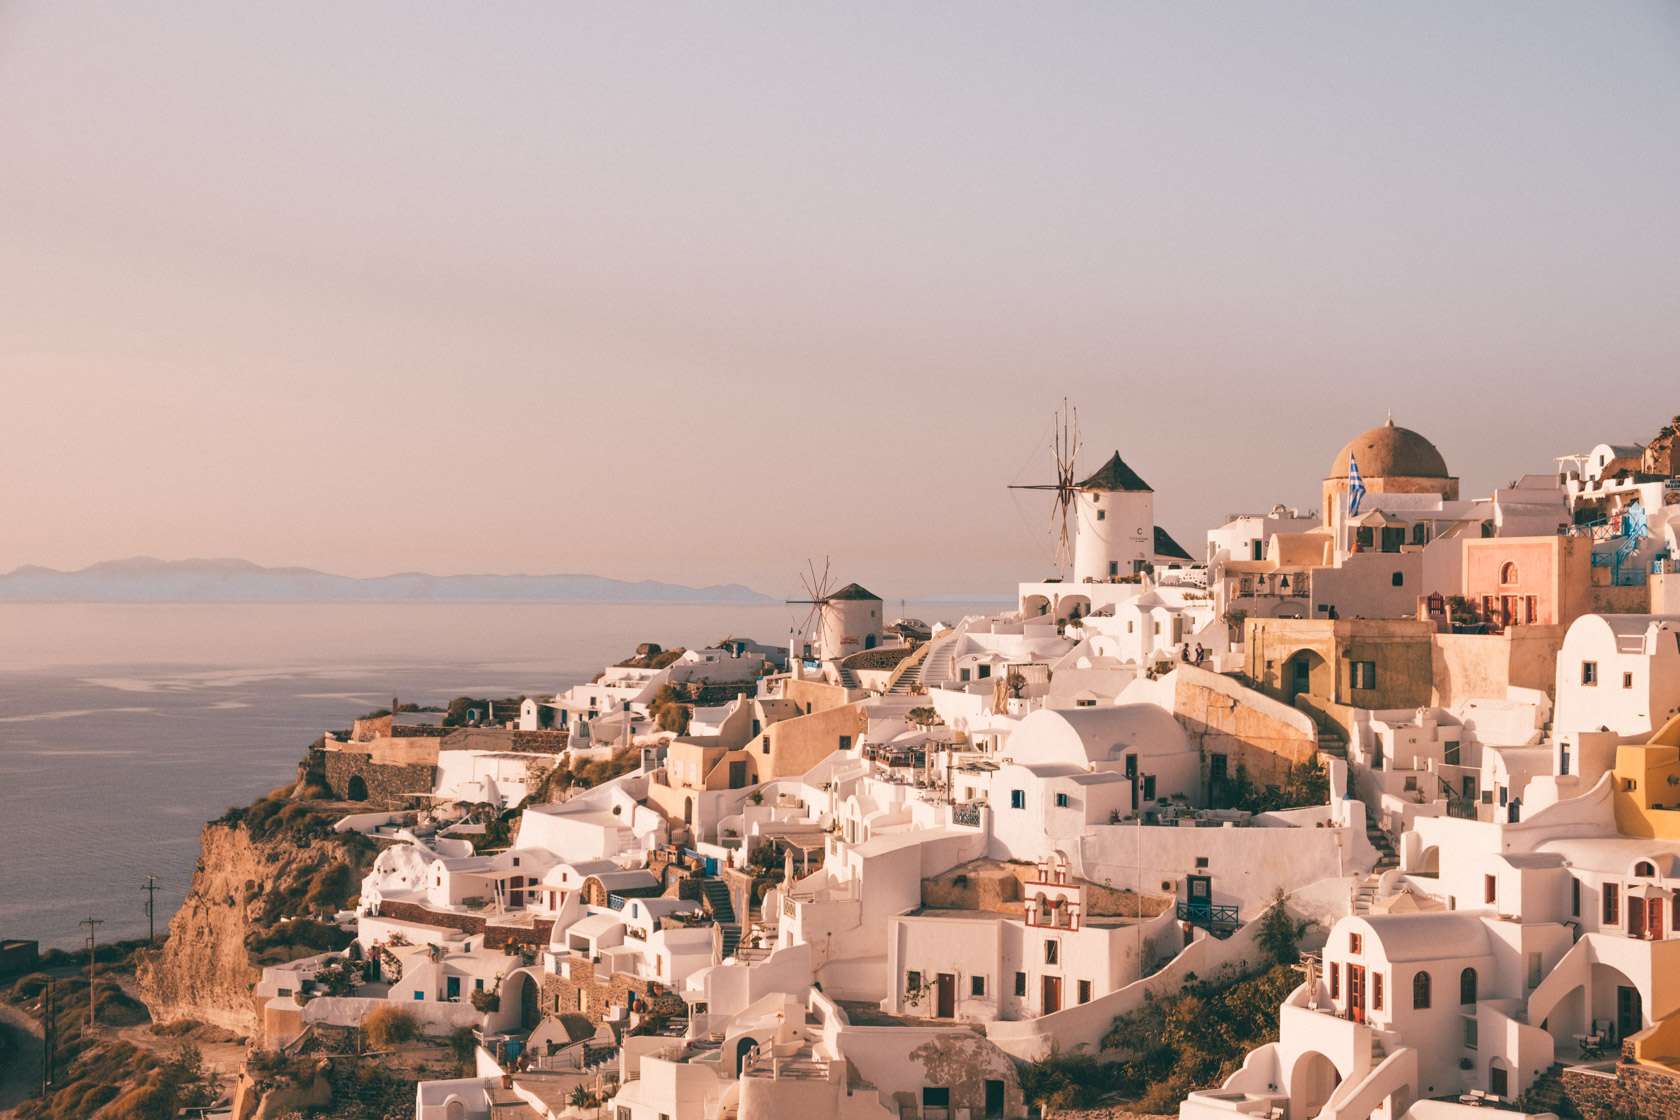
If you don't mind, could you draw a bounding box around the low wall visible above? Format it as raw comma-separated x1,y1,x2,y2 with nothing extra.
322,751,436,804
987,904,1266,1061
374,900,554,949
1562,1043,1680,1120
301,994,482,1032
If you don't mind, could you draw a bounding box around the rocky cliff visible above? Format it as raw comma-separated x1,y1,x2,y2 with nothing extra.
136,798,376,1038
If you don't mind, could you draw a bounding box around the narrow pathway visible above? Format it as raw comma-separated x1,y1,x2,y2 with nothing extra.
0,1002,46,1120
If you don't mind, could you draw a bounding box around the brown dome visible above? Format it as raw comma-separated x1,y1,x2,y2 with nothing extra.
1328,419,1449,480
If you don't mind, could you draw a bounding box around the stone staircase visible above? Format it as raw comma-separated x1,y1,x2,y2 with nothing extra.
1522,1062,1577,1118
699,879,740,957
836,665,860,689
888,661,923,694
1317,732,1348,760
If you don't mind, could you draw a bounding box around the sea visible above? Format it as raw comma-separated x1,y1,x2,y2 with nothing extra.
0,599,1002,949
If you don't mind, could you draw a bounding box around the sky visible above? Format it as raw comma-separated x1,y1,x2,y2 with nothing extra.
1,3,1677,599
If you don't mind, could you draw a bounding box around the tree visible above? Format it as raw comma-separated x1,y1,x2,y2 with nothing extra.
1221,608,1248,639
1257,888,1308,966
1019,1044,1109,1116
362,1004,420,1049
906,706,941,728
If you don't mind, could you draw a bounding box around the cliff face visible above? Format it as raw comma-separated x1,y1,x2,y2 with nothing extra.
136,808,375,1037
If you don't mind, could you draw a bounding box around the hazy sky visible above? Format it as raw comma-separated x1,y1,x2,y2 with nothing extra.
2,3,1676,598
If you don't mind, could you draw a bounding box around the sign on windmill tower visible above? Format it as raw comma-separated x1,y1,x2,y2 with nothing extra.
1071,450,1156,584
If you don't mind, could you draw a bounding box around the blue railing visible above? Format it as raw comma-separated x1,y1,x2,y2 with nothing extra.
1178,901,1238,926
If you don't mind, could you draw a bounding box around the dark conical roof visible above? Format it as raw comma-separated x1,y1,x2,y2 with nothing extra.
1154,526,1192,560
827,582,881,601
1078,451,1153,493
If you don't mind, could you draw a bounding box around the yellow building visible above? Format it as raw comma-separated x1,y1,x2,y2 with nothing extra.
1611,713,1680,839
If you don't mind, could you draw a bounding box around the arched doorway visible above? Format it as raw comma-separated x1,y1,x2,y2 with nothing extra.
1290,1051,1342,1119
1283,651,1327,703
864,634,877,650
1024,595,1050,617
735,1035,759,1076
1417,847,1440,877
347,774,369,802
520,973,541,1031
684,797,693,825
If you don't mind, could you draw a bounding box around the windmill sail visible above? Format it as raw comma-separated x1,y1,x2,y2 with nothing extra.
1008,400,1081,575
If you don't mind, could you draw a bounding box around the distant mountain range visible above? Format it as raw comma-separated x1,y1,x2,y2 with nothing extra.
0,558,775,604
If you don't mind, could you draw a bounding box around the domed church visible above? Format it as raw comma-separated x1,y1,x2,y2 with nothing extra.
1322,417,1459,519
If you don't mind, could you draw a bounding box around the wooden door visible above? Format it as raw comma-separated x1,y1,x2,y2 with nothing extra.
937,973,955,1019
1650,898,1664,939
1042,975,1062,1015
1619,986,1643,1037
1347,964,1366,1023
1629,897,1646,938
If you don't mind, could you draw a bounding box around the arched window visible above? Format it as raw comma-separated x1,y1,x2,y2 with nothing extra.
1413,971,1431,1010
1460,967,1478,1005
1500,562,1519,585
446,1099,466,1120
1636,861,1656,877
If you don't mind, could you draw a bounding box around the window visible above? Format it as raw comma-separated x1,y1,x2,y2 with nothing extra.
1351,661,1378,690
1460,968,1477,1005
1392,571,1404,587
972,975,986,997
761,736,770,754
1109,561,1120,577
1465,1017,1478,1049
1330,962,1340,1000
1582,661,1598,686
978,664,991,679
1501,562,1519,585
1127,621,1135,633
1625,672,1635,690
1011,790,1025,810
1154,621,1161,635
512,856,520,867
277,988,293,998
1210,754,1228,782
1636,861,1656,877
839,736,852,751
1015,972,1027,997
617,1110,631,1120
906,970,921,993
1055,793,1069,808
1485,875,1497,904
960,668,971,682
1076,698,1096,707
923,1088,950,1108
1561,745,1571,776
1045,941,1059,965
414,990,424,1000
1195,857,1209,869
1572,878,1581,917
1078,980,1092,1004
1143,776,1156,801
1349,932,1362,954
1413,971,1431,1010
1373,972,1384,1011
1097,509,1106,520
475,978,485,991
1605,883,1620,924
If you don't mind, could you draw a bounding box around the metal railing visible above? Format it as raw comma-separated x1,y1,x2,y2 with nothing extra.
1178,901,1239,926
951,803,983,828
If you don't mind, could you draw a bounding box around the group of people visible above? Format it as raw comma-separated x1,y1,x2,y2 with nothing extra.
1179,642,1209,666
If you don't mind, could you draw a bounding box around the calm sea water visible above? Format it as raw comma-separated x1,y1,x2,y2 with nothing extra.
0,599,998,948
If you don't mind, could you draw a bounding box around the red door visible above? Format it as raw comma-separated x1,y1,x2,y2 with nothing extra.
1347,964,1366,1023
1042,976,1062,1015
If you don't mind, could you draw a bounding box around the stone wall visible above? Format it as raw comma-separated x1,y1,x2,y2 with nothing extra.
373,900,554,949
320,750,435,804
539,956,682,1028
1561,1042,1680,1120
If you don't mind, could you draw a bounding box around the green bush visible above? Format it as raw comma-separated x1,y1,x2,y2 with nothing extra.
362,1004,420,1049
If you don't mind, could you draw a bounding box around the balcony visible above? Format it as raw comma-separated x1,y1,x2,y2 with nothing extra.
1178,901,1239,929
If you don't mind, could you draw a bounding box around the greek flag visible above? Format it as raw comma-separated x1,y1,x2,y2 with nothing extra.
1347,456,1366,517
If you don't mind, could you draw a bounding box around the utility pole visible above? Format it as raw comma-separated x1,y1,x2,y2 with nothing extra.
42,977,54,1093
80,917,104,1028
143,875,160,945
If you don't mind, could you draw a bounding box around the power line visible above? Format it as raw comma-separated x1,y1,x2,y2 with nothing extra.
80,917,104,1028
143,875,161,945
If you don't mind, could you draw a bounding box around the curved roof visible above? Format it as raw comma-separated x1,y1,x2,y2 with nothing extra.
1352,911,1492,961
1327,419,1451,480
1010,704,1190,766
